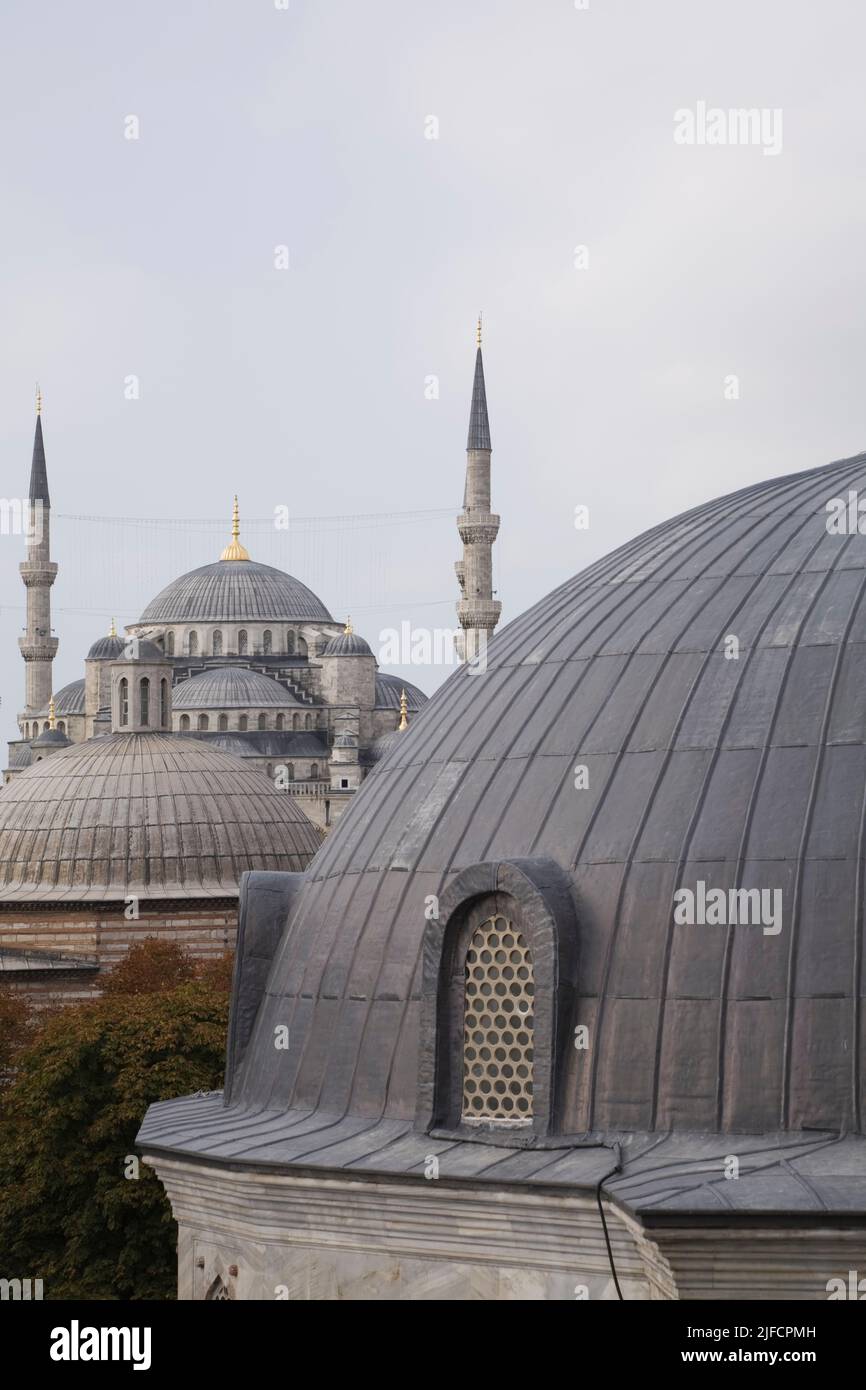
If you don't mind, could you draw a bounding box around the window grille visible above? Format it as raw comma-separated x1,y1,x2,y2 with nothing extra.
462,914,534,1124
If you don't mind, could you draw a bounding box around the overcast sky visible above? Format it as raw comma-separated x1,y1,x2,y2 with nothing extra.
2,0,865,746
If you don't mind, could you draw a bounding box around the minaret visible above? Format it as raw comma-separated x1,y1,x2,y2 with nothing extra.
18,387,58,715
455,317,501,664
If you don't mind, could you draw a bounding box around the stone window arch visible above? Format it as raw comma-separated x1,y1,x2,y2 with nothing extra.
275,713,284,730
266,763,273,778
417,860,577,1140
58,720,66,734
160,679,169,726
263,629,272,655
304,713,312,731
297,635,308,658
238,714,248,731
286,630,295,654
205,1275,232,1301
119,677,129,727
213,630,223,656
218,713,228,731
292,713,300,731
258,712,267,730
188,631,199,656
139,677,150,726
286,762,295,781
238,630,248,656
198,713,209,731
180,714,190,732
166,631,175,656
310,762,318,779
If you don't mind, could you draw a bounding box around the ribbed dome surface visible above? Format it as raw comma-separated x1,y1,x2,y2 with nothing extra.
0,732,322,901
140,560,332,623
322,631,374,657
32,679,85,718
86,635,127,661
374,674,426,710
232,452,866,1137
173,666,300,709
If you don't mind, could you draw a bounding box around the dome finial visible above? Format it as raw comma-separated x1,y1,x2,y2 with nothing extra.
476,312,482,348
109,617,117,638
398,688,409,731
220,495,251,562
345,616,353,635
48,694,57,730
35,382,42,416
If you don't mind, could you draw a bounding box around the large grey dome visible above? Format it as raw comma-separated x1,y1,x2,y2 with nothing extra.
0,732,322,901
140,559,333,624
220,451,866,1138
173,666,300,709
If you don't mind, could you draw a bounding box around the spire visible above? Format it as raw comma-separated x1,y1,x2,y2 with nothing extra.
29,392,50,505
48,695,57,730
467,316,491,452
109,617,117,637
398,688,409,731
344,616,353,635
220,495,251,561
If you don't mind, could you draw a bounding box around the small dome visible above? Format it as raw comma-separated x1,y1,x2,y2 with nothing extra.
322,631,374,657
366,731,400,764
374,674,426,711
0,732,323,901
333,731,358,748
140,560,332,624
122,638,165,662
30,728,72,750
173,666,300,710
87,635,127,661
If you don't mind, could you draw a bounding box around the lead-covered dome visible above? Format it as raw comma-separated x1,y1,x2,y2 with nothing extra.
173,666,300,709
139,559,333,624
229,450,866,1138
0,732,322,901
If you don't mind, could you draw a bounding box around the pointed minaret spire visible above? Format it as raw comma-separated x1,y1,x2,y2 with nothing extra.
398,688,409,731
455,318,501,665
18,391,59,715
220,495,250,561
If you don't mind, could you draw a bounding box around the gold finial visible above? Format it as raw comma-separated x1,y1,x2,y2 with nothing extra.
476,313,482,348
398,688,409,731
220,495,251,562
109,617,117,638
48,695,57,730
35,383,42,416
344,616,353,635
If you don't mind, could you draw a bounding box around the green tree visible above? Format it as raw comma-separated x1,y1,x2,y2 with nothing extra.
0,973,229,1300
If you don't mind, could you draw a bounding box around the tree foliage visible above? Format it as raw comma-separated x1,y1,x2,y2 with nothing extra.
0,942,231,1300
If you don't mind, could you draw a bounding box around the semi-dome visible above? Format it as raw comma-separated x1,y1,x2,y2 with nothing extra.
374,673,425,710
218,450,866,1139
0,732,322,901
139,559,332,624
173,666,301,709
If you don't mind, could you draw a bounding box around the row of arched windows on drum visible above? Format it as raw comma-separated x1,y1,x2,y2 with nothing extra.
118,677,169,727
164,630,308,658
177,711,317,732
25,719,66,737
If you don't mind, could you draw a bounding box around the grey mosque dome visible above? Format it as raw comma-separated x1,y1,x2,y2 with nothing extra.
173,666,301,709
38,678,85,718
0,731,322,901
140,559,333,625
160,449,866,1143
374,673,425,710
321,629,374,657
86,634,127,661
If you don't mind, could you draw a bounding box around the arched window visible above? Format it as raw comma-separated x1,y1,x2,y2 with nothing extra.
266,763,273,778
57,720,66,734
43,722,49,733
462,913,534,1125
218,713,228,731
304,713,312,731
292,713,300,731
310,762,318,779
188,631,199,656
139,677,150,726
275,713,284,730
238,630,248,656
119,678,129,727
213,630,223,656
180,714,190,732
263,630,272,655
258,712,267,730
160,678,169,726
297,636,308,657
166,631,175,656
286,631,295,655
238,714,248,731
198,713,209,731
287,762,295,781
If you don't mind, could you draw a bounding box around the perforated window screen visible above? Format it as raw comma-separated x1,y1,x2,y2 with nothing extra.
462,914,534,1124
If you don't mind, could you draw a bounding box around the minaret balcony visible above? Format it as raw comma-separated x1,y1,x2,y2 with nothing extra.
457,512,500,546
457,599,502,628
18,637,59,661
19,560,58,587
